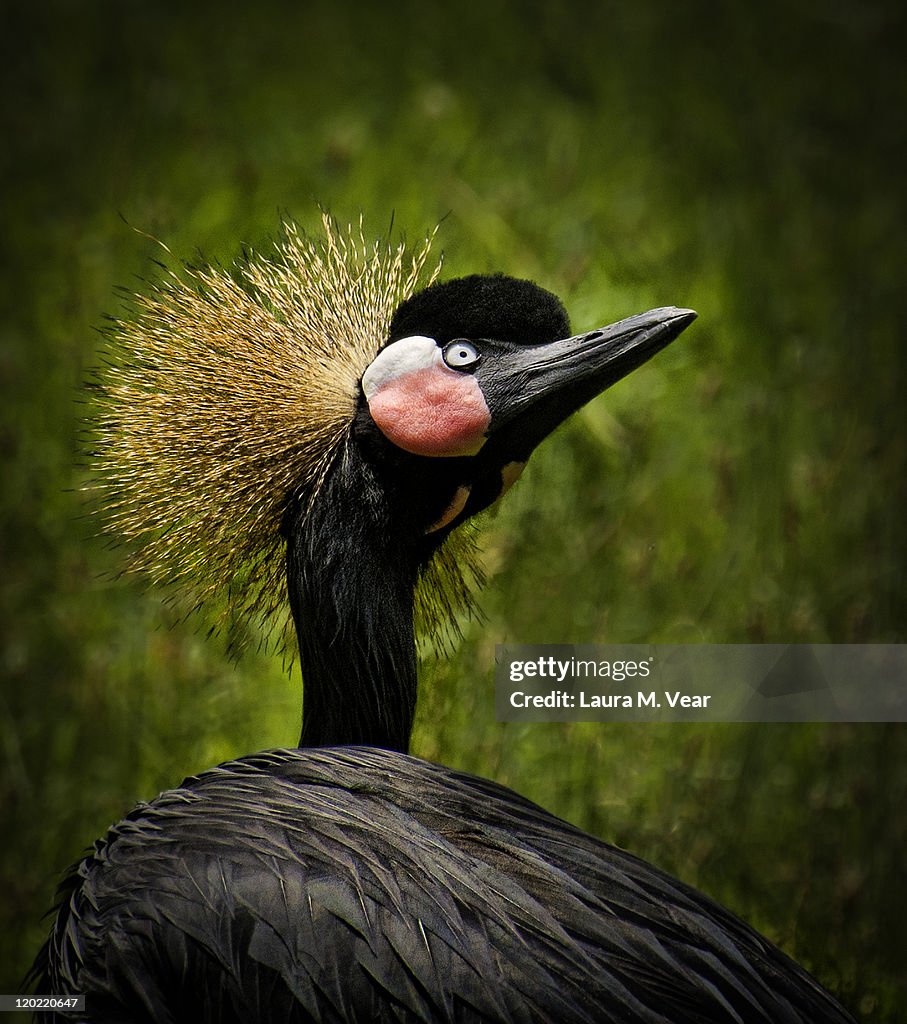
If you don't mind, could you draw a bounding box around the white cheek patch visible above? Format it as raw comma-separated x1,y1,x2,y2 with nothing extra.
362,336,439,399
362,334,491,458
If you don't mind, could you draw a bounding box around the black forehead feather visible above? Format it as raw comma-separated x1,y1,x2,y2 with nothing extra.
388,274,570,347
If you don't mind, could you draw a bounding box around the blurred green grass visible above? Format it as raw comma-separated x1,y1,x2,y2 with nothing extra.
1,1,904,1018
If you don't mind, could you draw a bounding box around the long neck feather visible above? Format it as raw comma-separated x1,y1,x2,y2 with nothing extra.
285,439,420,753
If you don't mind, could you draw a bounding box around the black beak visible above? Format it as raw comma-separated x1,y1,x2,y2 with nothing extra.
476,307,696,453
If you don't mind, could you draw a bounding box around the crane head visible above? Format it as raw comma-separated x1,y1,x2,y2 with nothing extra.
95,217,694,654
354,274,695,542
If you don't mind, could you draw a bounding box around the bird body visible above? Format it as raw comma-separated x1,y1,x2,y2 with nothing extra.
40,747,852,1024
34,218,856,1022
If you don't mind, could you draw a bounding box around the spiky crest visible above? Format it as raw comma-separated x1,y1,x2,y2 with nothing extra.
92,215,479,654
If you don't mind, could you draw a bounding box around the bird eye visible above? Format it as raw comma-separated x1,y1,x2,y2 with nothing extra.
442,340,481,370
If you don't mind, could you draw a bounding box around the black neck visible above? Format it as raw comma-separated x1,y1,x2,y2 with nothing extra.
285,439,421,753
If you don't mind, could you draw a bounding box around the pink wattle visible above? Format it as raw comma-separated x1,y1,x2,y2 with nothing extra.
367,367,491,457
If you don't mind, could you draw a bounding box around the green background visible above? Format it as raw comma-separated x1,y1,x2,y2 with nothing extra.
1,1,904,1018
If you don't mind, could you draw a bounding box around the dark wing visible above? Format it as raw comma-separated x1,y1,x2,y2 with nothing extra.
34,747,855,1024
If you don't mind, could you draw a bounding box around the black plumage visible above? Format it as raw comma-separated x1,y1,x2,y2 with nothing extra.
33,222,855,1023
37,750,852,1023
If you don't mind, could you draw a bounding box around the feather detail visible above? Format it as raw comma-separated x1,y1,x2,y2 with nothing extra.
88,215,479,653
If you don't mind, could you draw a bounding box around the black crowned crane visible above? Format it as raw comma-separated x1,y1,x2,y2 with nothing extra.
33,218,854,1023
